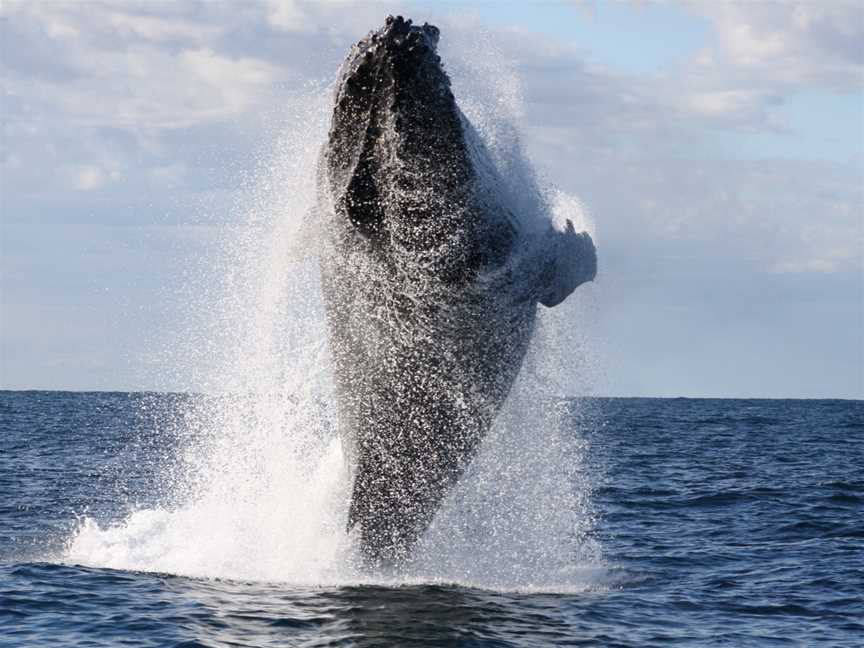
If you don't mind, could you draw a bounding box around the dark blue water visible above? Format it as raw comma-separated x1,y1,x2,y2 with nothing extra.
2,391,862,646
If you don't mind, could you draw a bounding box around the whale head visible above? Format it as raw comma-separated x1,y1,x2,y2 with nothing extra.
324,16,477,256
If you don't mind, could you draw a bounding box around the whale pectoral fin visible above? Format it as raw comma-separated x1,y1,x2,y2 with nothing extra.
538,219,597,308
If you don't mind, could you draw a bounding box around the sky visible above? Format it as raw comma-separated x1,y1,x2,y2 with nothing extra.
1,0,862,398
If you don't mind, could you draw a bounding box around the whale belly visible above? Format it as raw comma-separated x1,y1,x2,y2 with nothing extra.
320,243,535,564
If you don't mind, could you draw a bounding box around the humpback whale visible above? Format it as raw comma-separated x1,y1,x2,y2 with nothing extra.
317,16,597,566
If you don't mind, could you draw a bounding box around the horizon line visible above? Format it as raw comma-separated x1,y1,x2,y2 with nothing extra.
0,388,860,402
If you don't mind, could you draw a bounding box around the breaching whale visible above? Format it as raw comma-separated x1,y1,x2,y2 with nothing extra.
317,16,597,566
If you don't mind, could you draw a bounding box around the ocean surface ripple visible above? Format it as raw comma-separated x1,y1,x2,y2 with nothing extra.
1,392,862,647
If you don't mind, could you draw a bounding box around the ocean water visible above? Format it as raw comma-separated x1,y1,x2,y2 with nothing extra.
1,391,861,647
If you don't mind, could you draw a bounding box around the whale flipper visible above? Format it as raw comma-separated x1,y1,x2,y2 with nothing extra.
538,219,597,308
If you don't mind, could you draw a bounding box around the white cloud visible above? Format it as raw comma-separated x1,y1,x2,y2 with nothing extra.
38,40,279,129
2,2,284,130
106,11,223,43
684,89,761,117
265,0,311,32
686,0,864,89
678,87,782,130
575,1,864,128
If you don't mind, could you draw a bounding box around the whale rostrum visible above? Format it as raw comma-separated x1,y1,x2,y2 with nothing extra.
317,16,597,566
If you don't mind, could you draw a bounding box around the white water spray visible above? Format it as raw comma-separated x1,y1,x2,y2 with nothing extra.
64,23,603,591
